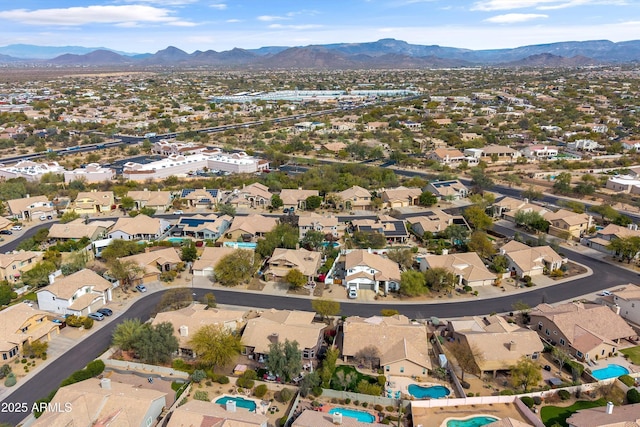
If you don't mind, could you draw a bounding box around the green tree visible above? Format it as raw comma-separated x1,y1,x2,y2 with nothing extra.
608,236,640,263
301,230,324,251
399,270,427,297
285,268,307,289
552,172,572,195
214,249,257,286
305,195,323,210
510,357,542,392
351,231,387,249
419,191,438,207
120,196,135,211
589,204,619,223
156,288,193,313
320,347,339,388
311,298,340,320
424,267,457,293
59,211,80,224
180,242,198,262
135,322,179,365
112,318,144,351
189,324,242,371
139,207,156,217
217,203,236,217
21,261,57,288
467,231,495,259
469,167,494,192
108,259,143,290
443,224,470,246
271,194,284,209
386,248,414,269
266,339,302,382
356,380,382,396
469,193,495,209
449,342,481,381
0,283,17,305
559,200,585,214
101,239,145,262
522,186,543,201
491,254,509,274
463,205,493,231
514,210,549,233
256,224,299,258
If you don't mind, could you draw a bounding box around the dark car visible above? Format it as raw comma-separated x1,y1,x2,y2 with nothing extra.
0,230,12,235
97,308,113,316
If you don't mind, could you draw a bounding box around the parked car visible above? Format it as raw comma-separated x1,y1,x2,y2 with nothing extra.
599,290,612,296
173,210,184,215
88,312,105,321
10,225,22,231
22,300,34,307
348,287,358,299
39,215,54,221
0,230,12,235
97,308,113,316
135,284,147,293
263,372,281,383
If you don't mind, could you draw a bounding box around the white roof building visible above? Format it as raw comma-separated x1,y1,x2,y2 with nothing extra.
64,163,115,183
0,160,66,182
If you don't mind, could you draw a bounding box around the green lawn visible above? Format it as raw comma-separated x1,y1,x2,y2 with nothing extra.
620,346,640,365
331,365,378,392
540,398,607,427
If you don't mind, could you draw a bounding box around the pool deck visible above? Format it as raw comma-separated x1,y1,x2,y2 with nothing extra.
213,394,269,415
412,402,528,427
440,413,499,427
388,375,451,398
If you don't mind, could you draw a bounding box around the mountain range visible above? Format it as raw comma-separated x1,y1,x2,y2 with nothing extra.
0,38,637,68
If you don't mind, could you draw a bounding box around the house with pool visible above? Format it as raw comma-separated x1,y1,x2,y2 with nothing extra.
168,399,268,427
241,309,326,362
341,315,432,377
448,315,544,377
529,302,636,362
171,213,232,241
292,409,386,426
223,214,278,242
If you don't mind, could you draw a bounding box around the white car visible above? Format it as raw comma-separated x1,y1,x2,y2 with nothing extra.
10,225,22,231
173,210,184,215
599,290,612,296
348,287,358,299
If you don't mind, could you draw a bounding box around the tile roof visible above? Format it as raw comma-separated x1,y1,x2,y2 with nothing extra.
120,248,182,274
127,190,172,206
227,214,278,235
39,268,111,300
111,214,161,236
7,195,51,215
500,241,564,274
422,252,495,283
566,402,640,427
293,409,387,427
544,209,590,226
0,250,42,269
344,250,401,282
193,246,254,272
280,189,319,205
613,284,640,301
337,185,372,200
268,248,322,277
380,186,421,203
168,399,269,427
48,219,112,240
0,303,57,352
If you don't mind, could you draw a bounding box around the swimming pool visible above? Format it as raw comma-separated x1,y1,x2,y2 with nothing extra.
223,241,258,249
408,384,450,399
446,416,499,427
328,407,375,423
215,396,257,412
321,242,341,248
592,364,629,380
167,237,187,244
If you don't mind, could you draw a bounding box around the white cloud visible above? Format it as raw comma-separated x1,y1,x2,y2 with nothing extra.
268,24,323,30
117,0,199,5
210,3,227,10
226,18,242,23
0,5,192,26
472,0,627,11
257,15,289,22
485,13,548,23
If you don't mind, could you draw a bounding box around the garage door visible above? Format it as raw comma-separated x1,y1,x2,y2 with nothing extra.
358,282,376,291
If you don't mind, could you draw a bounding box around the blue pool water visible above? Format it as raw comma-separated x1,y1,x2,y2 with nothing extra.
215,396,257,412
408,384,451,399
592,364,629,380
446,416,499,427
329,407,376,423
167,237,187,244
321,242,341,248
223,241,258,249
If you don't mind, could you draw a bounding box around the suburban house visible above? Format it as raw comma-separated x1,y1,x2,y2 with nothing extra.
336,185,372,210
108,214,168,241
448,315,544,377
0,303,59,362
70,191,115,215
168,400,268,427
529,302,635,361
7,195,54,220
241,309,326,362
152,303,246,357
341,249,401,294
192,246,255,277
37,269,113,316
499,240,566,277
426,148,477,166
172,214,232,240
522,145,558,160
420,252,496,287
605,175,640,194
265,248,322,281
126,190,172,212
379,186,421,208
228,182,273,210
351,215,409,243
567,402,640,427
293,410,386,427
464,144,521,163
31,377,167,427
423,180,469,201
0,217,11,232
342,315,432,376
298,213,339,240
584,223,640,255
224,214,278,241
409,210,470,237
118,247,182,285
0,250,43,283
544,209,593,240
279,189,320,210
48,218,113,242
179,188,221,209
605,285,640,326
63,163,115,183
491,197,551,220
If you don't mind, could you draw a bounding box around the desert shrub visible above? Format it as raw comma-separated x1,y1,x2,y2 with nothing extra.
521,396,535,408
345,398,351,404
216,375,230,384
499,389,515,395
277,387,294,403
66,315,85,327
467,392,474,397
254,384,268,398
461,381,470,389
312,386,323,396
191,369,206,383
4,373,16,387
83,317,94,329
172,359,193,373
374,404,383,412
237,377,255,389
194,390,209,401
377,375,386,386
385,405,394,412
362,402,368,408
558,389,571,400
619,375,635,387
628,388,640,404
86,360,105,376
533,396,542,405
0,364,11,379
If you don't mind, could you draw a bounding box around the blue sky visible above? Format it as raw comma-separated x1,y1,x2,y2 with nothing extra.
0,0,638,53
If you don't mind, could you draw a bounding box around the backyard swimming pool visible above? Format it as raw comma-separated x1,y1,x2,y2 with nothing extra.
223,241,258,249
408,384,451,399
214,396,257,412
446,416,499,427
328,407,376,423
592,364,629,380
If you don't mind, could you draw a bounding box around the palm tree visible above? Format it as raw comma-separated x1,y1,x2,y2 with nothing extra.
112,318,144,351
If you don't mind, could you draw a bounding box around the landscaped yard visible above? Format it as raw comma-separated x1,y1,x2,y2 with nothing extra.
620,346,640,365
331,365,381,392
540,398,607,427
